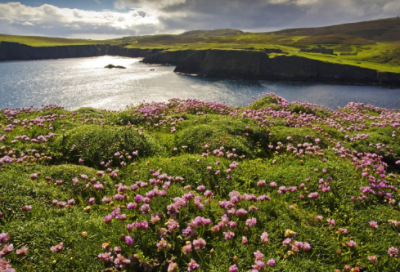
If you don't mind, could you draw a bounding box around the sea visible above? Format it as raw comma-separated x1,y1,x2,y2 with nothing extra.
1,56,399,110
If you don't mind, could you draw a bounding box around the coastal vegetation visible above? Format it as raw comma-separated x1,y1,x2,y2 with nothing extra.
1,94,400,271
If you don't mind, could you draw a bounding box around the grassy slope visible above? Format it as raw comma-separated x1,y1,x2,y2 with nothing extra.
1,18,400,72
1,96,400,271
0,34,119,47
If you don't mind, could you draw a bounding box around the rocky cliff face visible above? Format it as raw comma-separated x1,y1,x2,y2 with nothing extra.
0,42,108,61
142,50,196,65
160,49,400,86
0,42,164,61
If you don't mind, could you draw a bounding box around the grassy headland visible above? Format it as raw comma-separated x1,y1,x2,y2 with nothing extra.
1,95,400,271
2,17,400,73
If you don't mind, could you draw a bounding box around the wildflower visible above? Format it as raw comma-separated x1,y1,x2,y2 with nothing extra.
254,250,264,261
246,218,257,227
114,254,130,269
0,233,9,244
223,230,235,240
88,198,95,205
182,242,192,254
193,238,206,250
388,247,399,258
316,215,323,221
242,236,248,245
229,264,239,272
367,256,377,262
308,192,319,199
0,244,13,257
104,215,112,224
98,252,113,262
125,236,134,246
260,232,269,244
327,219,336,227
168,262,178,272
346,240,357,248
141,204,151,214
22,205,31,211
16,247,28,256
50,242,63,253
127,202,137,210
252,260,265,271
188,259,200,271
369,221,379,229
267,258,276,267
236,209,248,219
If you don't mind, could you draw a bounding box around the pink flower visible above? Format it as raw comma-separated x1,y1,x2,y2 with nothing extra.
260,232,269,244
141,204,151,214
229,264,239,272
125,236,134,246
267,258,276,267
16,247,28,256
50,242,63,253
242,236,248,245
367,256,377,262
346,240,357,248
388,247,399,258
168,262,178,272
236,208,248,218
254,250,264,261
188,259,200,271
0,233,9,244
369,221,378,229
193,238,206,250
246,218,257,227
223,230,235,240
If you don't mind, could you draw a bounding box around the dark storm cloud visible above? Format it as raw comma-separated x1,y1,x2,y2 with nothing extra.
115,0,400,32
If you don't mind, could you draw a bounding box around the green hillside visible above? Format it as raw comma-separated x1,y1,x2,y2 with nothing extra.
1,18,400,73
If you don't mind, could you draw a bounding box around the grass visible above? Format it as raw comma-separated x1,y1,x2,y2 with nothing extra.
1,95,400,271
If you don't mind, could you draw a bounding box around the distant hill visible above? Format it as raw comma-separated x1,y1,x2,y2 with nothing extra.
275,17,400,42
180,29,243,37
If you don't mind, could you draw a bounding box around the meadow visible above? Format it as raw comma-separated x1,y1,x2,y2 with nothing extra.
1,94,400,271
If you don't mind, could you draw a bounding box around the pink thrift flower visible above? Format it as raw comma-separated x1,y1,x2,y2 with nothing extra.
267,258,276,267
260,232,269,244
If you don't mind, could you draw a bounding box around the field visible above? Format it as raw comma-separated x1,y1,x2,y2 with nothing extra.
1,95,400,271
2,17,400,73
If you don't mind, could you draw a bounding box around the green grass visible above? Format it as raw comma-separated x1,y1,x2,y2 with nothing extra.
0,34,119,47
1,96,400,271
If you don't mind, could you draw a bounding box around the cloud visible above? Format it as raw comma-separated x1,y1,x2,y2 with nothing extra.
0,2,162,38
114,0,400,32
0,0,399,39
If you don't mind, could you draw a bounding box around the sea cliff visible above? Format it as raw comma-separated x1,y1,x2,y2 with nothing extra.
144,49,400,87
0,42,164,61
1,42,400,86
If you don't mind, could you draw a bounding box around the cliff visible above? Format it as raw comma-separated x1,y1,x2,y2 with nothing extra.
0,42,165,61
0,42,107,61
142,49,399,86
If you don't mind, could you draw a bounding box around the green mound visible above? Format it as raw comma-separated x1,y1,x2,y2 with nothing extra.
51,125,163,166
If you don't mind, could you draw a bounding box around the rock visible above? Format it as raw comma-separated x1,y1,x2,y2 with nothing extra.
104,64,126,69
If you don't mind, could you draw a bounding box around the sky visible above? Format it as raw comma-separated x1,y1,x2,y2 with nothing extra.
0,0,400,39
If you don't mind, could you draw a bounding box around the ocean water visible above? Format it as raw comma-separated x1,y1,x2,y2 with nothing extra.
1,56,399,110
